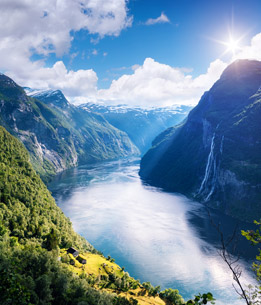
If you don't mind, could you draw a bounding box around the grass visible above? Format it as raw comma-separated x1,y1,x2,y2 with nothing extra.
59,249,167,305
84,252,123,277
60,249,124,276
109,289,165,305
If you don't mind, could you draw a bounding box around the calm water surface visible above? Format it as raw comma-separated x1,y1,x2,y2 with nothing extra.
48,158,257,305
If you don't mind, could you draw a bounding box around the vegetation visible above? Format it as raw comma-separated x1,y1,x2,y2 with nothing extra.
0,238,128,305
60,250,215,305
0,126,91,251
0,126,133,304
0,126,215,304
211,215,261,305
0,74,137,182
241,220,261,304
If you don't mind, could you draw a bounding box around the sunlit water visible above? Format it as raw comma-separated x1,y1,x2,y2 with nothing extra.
48,158,258,305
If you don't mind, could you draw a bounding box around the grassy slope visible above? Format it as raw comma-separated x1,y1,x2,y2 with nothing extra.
60,250,166,305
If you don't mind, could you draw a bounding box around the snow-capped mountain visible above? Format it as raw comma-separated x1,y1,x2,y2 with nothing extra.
80,103,192,154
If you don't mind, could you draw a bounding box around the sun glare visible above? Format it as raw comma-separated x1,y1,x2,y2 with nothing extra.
210,32,245,59
224,37,240,55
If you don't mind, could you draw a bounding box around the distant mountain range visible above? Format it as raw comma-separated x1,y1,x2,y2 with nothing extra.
0,74,138,181
140,59,261,221
79,103,191,154
0,73,190,181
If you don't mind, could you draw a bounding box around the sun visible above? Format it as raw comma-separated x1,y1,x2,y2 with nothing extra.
211,33,244,58
224,37,241,55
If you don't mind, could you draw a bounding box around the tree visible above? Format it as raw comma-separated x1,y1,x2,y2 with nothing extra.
159,288,184,305
209,207,261,305
186,293,215,305
46,228,59,251
241,220,261,304
151,285,161,297
206,208,253,304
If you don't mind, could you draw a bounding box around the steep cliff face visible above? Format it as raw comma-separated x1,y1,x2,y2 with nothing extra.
27,88,139,162
80,103,191,154
0,75,138,180
140,60,261,221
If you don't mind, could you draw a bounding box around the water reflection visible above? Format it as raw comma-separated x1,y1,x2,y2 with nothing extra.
49,158,257,305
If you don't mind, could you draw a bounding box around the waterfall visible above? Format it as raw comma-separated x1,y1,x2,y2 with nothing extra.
205,157,217,201
198,133,216,194
220,135,224,154
198,132,225,201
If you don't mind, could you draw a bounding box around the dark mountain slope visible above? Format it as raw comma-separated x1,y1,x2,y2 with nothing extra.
140,59,261,221
80,103,191,155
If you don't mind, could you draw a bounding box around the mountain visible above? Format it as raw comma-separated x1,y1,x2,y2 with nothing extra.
140,59,261,221
80,103,192,154
0,125,92,250
26,88,70,108
0,123,216,305
0,126,141,305
0,74,138,181
0,121,212,305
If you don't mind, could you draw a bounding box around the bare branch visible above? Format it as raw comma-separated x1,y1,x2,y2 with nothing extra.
206,207,251,305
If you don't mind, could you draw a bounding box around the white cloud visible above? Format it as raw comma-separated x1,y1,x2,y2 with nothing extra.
1,0,261,111
6,61,98,99
131,64,140,71
0,0,131,101
145,12,170,26
0,0,132,65
92,32,261,107
235,33,261,61
92,49,98,56
6,31,261,108
95,58,227,107
1,56,229,108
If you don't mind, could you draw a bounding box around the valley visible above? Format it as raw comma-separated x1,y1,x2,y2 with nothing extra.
1,2,261,304
49,158,257,305
79,103,191,154
0,60,261,305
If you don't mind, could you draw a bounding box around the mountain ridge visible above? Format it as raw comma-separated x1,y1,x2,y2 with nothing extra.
140,59,261,221
0,74,138,181
80,102,192,154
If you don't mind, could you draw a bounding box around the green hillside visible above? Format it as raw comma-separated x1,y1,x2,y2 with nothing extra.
0,126,91,250
0,74,138,182
0,126,214,305
0,126,137,304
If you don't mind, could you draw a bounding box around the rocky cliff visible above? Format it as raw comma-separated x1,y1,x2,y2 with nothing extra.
140,59,261,221
80,103,191,155
0,74,138,180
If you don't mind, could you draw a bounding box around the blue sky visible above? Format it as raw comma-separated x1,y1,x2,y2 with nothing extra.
48,0,261,88
0,0,261,107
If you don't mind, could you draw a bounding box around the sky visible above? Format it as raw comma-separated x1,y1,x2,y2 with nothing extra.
1,0,261,107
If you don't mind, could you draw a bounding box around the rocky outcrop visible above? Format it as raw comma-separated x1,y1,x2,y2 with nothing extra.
140,60,261,221
0,74,138,181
